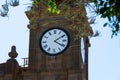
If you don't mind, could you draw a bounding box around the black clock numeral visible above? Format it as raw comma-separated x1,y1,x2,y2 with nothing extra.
47,47,51,52
58,31,61,35
53,49,56,53
44,36,48,39
54,30,57,34
48,32,52,35
44,44,48,48
42,41,47,43
63,39,67,42
58,48,61,51
61,44,65,47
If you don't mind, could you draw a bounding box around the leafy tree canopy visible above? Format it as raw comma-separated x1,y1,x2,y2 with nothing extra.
1,0,120,36
30,0,120,36
0,0,19,17
94,0,120,36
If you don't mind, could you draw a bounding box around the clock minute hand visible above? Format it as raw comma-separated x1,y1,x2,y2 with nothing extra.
54,41,65,47
54,35,65,42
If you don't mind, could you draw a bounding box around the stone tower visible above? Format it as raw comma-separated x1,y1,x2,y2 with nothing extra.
0,0,92,80
25,0,92,80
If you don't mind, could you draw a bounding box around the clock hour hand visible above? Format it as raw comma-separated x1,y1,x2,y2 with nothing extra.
54,35,65,42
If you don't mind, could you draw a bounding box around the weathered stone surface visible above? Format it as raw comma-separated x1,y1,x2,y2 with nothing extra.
0,0,90,80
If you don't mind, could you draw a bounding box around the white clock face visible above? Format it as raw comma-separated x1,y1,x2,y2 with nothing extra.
39,27,70,56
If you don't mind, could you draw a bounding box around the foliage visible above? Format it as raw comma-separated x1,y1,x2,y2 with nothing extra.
33,0,41,4
47,0,60,14
0,4,9,17
32,0,60,14
7,0,19,6
0,0,19,17
27,0,93,38
1,0,120,37
32,0,119,37
94,0,120,36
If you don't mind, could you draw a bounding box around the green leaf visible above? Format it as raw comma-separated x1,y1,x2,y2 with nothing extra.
56,9,60,14
33,0,40,4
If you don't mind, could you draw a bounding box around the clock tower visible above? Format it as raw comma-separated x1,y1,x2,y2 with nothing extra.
25,0,93,80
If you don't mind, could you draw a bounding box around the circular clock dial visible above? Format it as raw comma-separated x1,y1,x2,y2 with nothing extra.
39,27,70,56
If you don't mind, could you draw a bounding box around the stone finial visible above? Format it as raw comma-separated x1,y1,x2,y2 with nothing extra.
8,45,18,59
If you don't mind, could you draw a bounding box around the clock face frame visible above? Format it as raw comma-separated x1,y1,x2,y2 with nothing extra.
39,27,70,56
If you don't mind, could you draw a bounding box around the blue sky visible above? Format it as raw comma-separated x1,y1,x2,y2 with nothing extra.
0,0,120,80
89,16,120,80
0,0,30,64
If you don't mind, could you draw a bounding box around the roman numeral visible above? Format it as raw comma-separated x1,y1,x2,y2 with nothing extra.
58,48,61,51
61,44,65,47
63,39,67,42
58,31,61,35
44,36,48,38
47,47,51,52
44,44,48,48
53,49,56,53
48,32,52,35
42,41,47,43
54,30,57,34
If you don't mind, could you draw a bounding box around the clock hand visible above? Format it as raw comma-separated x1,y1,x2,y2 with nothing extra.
54,41,65,47
54,35,66,47
54,35,65,42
